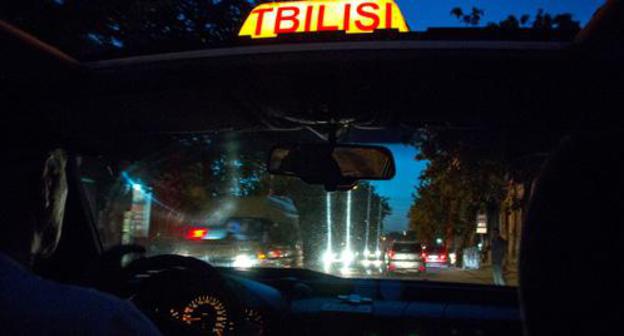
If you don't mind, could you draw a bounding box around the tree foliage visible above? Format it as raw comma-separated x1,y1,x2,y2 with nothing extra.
0,0,261,58
450,7,485,26
408,129,507,248
450,7,581,33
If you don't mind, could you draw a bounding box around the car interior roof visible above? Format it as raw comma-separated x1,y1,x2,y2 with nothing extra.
2,3,624,158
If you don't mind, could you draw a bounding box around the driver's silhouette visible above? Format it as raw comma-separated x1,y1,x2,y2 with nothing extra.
0,101,161,335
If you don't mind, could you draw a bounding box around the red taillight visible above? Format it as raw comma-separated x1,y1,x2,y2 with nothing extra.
387,250,395,258
186,228,207,240
421,252,427,259
268,248,283,258
440,254,447,260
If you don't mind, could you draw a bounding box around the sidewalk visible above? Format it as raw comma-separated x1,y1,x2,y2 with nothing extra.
463,264,519,286
417,264,519,286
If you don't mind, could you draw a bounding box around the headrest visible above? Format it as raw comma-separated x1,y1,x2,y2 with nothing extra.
519,132,623,336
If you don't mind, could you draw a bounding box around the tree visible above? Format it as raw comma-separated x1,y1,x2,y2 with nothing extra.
0,0,261,59
408,128,507,265
499,15,520,30
450,7,485,26
407,123,553,267
450,7,581,34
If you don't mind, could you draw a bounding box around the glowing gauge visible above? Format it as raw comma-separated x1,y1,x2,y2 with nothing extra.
180,295,230,335
245,308,264,329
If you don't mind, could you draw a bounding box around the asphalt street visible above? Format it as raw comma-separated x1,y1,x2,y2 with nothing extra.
336,264,519,287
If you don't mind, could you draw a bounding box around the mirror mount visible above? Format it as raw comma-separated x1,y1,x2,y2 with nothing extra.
327,120,338,146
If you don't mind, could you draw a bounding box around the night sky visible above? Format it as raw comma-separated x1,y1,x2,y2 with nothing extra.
371,144,427,233
395,0,604,31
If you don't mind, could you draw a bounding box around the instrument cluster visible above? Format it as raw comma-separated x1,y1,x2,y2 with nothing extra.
167,294,266,335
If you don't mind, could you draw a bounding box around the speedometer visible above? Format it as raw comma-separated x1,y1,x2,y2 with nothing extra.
179,295,230,335
244,308,265,336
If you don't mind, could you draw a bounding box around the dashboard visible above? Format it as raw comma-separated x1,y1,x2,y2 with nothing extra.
288,297,521,335
163,293,272,335
122,255,522,336
167,294,233,334
121,255,284,336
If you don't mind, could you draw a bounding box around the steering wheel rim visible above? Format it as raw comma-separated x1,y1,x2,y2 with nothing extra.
122,254,244,336
123,254,221,280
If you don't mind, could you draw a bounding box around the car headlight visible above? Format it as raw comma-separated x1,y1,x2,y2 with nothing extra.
321,250,336,266
341,249,355,267
233,254,256,268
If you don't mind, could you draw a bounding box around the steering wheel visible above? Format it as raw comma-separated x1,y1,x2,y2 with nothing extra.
120,254,247,336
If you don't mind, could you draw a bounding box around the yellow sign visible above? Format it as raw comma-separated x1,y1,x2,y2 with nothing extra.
239,0,409,39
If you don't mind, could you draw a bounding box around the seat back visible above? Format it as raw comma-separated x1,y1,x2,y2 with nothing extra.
520,133,623,336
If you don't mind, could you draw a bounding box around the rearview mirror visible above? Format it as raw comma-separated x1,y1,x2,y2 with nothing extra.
268,144,396,191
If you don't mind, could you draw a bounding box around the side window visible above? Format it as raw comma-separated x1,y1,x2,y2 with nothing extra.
77,156,128,250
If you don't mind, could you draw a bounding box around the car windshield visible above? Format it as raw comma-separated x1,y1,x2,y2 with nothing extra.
79,128,541,287
1,1,603,61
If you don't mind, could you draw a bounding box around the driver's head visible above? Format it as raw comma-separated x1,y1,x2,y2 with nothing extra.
0,100,68,266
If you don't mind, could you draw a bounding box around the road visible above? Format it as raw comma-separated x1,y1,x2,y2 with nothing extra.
413,265,518,286
333,264,519,287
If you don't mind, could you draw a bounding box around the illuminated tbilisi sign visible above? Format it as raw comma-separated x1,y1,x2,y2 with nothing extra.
239,0,409,39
